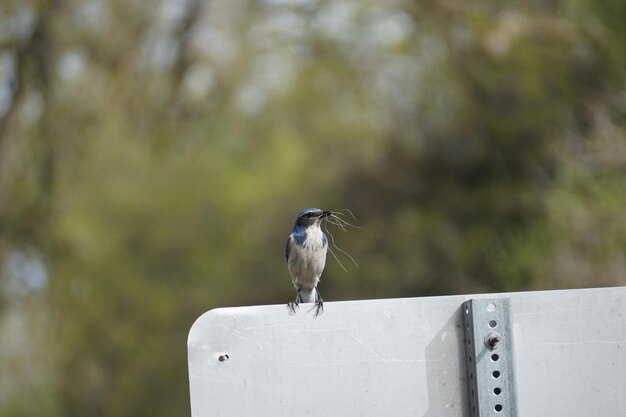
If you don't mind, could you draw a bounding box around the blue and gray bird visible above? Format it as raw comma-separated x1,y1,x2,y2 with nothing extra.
286,208,332,316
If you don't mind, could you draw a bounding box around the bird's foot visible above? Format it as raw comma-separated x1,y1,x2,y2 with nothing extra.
287,301,299,315
313,297,324,318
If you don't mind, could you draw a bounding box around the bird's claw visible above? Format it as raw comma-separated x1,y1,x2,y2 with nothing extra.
314,298,324,318
287,301,299,315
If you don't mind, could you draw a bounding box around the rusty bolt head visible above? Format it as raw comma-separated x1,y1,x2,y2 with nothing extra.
485,332,501,350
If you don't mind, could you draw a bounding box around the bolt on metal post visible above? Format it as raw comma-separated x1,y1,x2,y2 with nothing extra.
485,332,501,350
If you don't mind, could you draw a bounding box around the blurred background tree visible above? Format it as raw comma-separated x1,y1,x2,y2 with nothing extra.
0,0,625,415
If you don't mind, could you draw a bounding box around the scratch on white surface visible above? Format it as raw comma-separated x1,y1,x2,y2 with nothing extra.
364,397,378,408
420,313,431,332
595,387,626,416
549,355,626,416
513,309,577,318
292,326,359,333
519,340,626,348
231,332,264,349
324,358,434,364
350,334,390,363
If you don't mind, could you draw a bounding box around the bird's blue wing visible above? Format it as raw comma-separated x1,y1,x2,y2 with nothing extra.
285,235,292,261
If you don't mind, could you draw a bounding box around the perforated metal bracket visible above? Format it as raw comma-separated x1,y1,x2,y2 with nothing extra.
463,298,518,417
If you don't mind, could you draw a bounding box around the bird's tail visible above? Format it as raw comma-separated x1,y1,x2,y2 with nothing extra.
297,288,317,303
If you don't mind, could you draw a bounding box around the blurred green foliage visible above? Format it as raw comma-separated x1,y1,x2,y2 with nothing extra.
0,0,625,415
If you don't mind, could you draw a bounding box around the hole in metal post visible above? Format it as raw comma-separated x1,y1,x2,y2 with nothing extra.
494,404,503,412
493,387,502,396
491,354,500,362
489,320,497,328
218,354,229,362
487,303,496,312
492,370,500,378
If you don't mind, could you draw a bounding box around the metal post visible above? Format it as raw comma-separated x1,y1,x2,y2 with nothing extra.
463,298,518,416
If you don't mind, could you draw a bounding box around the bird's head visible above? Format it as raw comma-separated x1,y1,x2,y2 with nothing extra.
294,208,331,228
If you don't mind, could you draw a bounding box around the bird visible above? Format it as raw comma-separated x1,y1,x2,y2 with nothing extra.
285,208,331,316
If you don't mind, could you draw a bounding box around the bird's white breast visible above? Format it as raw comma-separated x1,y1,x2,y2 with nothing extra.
287,226,328,289
301,226,326,250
